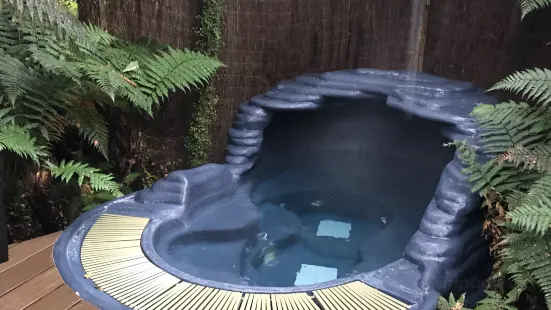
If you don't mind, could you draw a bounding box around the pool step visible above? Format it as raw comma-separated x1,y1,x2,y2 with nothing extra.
80,213,411,310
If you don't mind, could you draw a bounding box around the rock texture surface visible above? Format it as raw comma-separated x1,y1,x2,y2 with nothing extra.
53,69,494,310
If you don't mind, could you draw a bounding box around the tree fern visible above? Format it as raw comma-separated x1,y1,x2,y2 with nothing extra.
519,0,551,18
452,2,551,309
0,0,223,227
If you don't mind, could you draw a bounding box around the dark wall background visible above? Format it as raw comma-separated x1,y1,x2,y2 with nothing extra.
79,0,551,164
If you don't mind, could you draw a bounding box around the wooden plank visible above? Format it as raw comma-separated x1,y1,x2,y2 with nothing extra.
1,208,7,263
24,285,81,310
0,232,60,273
68,300,99,310
0,246,54,296
1,266,64,310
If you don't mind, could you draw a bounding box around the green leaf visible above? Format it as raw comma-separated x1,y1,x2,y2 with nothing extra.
48,160,120,194
489,69,551,105
0,124,44,162
123,172,140,185
122,61,139,73
518,0,551,19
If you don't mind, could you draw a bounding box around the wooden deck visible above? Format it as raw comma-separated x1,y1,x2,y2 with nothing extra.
0,232,98,310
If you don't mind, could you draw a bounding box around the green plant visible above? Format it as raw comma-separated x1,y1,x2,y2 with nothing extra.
185,0,224,167
58,0,78,17
447,1,551,309
0,0,222,210
437,291,518,310
520,0,551,18
81,172,140,211
438,293,470,310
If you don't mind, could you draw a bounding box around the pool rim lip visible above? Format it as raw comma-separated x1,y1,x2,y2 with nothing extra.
53,203,416,306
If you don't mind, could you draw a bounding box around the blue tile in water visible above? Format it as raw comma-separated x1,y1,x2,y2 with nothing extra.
294,264,339,286
316,219,352,238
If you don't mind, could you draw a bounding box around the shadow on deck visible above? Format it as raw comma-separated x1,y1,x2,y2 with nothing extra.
0,232,97,310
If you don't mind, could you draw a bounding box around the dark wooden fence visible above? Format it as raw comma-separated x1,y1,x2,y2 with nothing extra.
1,0,548,263
78,0,549,163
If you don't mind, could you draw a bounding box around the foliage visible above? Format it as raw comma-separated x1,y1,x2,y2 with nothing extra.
0,0,222,212
195,0,224,57
81,172,140,211
448,1,551,309
185,0,224,167
58,0,78,17
3,0,85,39
186,86,218,167
48,160,121,195
519,0,551,18
438,293,469,310
437,291,518,310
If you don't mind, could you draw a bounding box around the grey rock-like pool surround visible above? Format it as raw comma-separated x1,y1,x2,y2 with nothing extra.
54,69,494,310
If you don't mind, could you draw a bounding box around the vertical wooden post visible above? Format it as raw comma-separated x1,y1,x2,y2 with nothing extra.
0,205,7,263
0,156,8,263
406,0,430,71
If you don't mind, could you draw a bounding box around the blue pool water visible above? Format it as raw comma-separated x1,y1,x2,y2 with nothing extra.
242,191,392,287
159,186,418,288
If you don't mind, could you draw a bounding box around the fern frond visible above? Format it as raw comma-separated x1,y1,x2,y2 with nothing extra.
506,190,530,211
0,6,23,54
48,160,121,195
473,290,517,310
501,231,551,308
0,123,43,161
139,47,223,101
518,0,551,18
4,0,85,39
68,104,109,159
501,258,535,290
450,141,532,195
0,51,36,103
82,23,115,46
508,173,551,235
499,145,551,173
28,45,82,82
471,102,549,155
489,69,551,105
